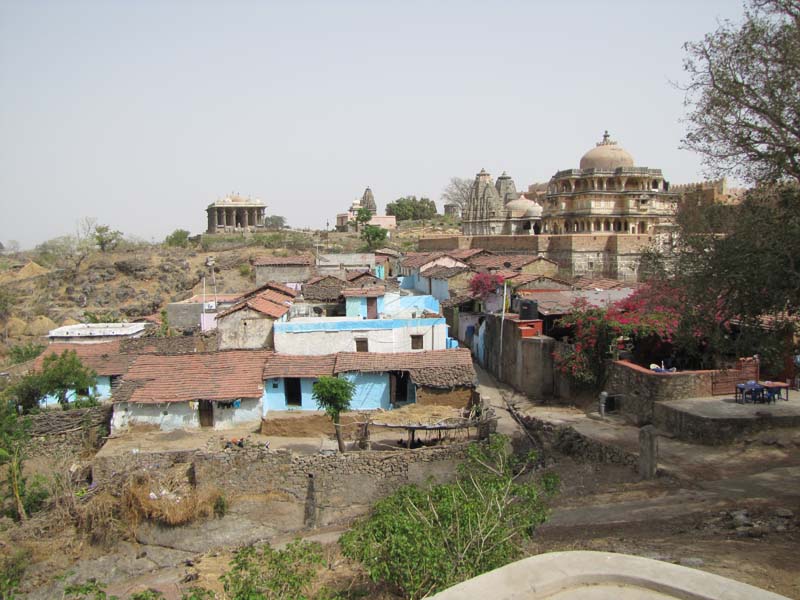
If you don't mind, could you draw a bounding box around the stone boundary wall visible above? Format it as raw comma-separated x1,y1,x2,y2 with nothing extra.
652,403,800,445
92,443,472,527
26,405,113,459
518,414,637,468
606,361,713,424
417,234,653,280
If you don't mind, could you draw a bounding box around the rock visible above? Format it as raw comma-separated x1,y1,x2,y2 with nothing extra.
775,524,787,532
679,557,705,568
747,526,766,538
731,512,752,528
775,508,794,518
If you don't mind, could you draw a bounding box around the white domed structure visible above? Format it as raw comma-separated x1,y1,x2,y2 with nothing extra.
579,131,635,170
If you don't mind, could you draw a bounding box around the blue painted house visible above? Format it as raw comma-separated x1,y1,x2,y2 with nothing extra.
261,349,475,417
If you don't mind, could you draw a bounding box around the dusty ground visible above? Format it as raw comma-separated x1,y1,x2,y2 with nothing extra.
6,366,800,599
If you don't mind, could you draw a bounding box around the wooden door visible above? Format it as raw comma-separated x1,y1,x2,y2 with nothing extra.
366,297,378,319
199,400,214,427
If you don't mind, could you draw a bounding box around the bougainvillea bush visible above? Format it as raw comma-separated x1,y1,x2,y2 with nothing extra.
469,273,505,299
553,282,685,387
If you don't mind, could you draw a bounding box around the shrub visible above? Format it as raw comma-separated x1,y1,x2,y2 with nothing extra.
165,229,190,248
7,343,44,365
221,539,324,600
238,264,251,278
0,548,30,599
340,434,558,599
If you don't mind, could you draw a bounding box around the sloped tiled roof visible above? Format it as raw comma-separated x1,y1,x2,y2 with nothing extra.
262,354,337,379
422,266,472,280
301,275,347,302
400,252,441,268
342,286,385,298
252,255,314,267
241,280,299,299
33,341,133,376
334,349,475,388
510,274,573,289
446,248,490,260
119,350,273,403
345,270,374,281
467,254,539,269
572,277,627,290
217,292,291,320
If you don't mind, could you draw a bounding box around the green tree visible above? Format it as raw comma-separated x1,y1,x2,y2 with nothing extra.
681,0,800,183
340,434,558,599
360,224,387,249
93,225,123,252
165,229,191,248
355,207,372,232
263,215,287,230
312,376,354,453
10,350,97,412
385,196,438,221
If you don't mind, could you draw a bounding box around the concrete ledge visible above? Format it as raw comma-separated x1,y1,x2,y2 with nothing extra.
427,551,789,599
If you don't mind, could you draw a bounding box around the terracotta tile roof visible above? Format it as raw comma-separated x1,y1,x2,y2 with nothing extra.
334,349,475,388
510,274,573,289
242,281,299,299
252,255,314,267
345,270,373,281
572,277,627,290
306,274,345,286
441,294,478,308
375,247,401,258
254,289,295,305
301,276,347,302
262,354,337,379
33,341,134,376
119,350,273,403
422,266,472,280
217,292,291,320
446,248,490,260
467,254,539,269
401,252,441,268
342,286,385,298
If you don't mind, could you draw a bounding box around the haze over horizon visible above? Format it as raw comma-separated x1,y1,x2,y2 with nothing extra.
1,0,745,249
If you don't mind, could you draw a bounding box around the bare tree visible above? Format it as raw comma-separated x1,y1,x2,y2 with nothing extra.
681,0,800,183
440,177,473,210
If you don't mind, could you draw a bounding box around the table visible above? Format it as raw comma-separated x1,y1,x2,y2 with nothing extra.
760,381,789,402
735,382,767,404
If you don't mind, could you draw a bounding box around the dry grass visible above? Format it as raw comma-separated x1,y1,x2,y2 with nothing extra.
121,472,224,528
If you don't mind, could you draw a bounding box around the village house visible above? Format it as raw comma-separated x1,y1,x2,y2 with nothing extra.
274,292,450,355
47,322,150,344
165,293,242,332
417,265,474,302
374,247,402,277
316,253,380,279
111,349,272,432
253,255,315,285
468,254,559,277
262,349,476,415
215,281,297,350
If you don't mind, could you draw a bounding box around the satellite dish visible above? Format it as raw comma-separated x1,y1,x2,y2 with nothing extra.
313,306,323,315
503,261,512,269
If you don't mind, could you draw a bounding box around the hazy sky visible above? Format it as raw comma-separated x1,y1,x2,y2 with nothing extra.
1,0,745,249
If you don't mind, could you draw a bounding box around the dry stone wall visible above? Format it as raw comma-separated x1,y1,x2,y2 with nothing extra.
93,442,471,527
26,405,112,460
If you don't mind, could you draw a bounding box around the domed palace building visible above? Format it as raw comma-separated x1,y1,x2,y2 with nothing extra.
541,131,678,235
